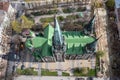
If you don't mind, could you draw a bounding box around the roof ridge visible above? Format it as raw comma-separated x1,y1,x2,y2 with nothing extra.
44,23,54,39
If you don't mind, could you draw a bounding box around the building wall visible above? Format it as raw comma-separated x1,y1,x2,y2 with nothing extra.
0,11,10,55
115,0,120,38
11,0,91,10
0,2,15,58
7,4,15,18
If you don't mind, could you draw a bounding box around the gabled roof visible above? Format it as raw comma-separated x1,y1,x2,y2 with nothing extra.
25,24,54,58
25,21,96,60
44,24,54,39
62,31,95,55
41,42,53,57
32,37,47,48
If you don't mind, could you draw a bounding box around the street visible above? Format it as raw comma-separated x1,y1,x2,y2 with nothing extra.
14,76,110,80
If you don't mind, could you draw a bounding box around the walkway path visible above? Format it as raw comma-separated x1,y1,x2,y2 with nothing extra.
34,11,90,24
94,8,110,77
14,76,110,80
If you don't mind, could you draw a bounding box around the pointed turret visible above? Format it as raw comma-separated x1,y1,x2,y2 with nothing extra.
84,15,95,34
53,16,63,46
52,16,66,62
85,35,102,53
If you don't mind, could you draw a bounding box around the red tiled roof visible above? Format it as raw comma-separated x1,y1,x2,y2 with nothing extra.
0,2,9,12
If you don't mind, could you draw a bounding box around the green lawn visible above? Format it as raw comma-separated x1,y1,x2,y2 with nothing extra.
40,17,54,23
47,10,58,14
73,68,96,76
66,15,77,20
62,72,70,76
40,16,64,23
41,69,57,76
63,8,75,13
16,68,38,75
87,69,96,76
31,10,58,16
41,69,70,76
31,12,42,16
16,68,70,76
77,7,86,12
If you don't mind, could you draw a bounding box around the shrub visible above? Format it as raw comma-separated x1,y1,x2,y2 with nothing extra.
31,12,42,16
80,67,89,75
63,8,75,13
96,51,105,58
73,67,88,75
16,68,38,75
40,17,54,23
94,2,103,8
47,10,57,14
62,72,70,76
73,67,95,76
106,0,115,10
58,16,64,21
77,7,86,12
41,69,57,76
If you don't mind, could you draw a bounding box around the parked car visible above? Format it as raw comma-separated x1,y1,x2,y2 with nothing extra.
87,77,93,80
75,78,85,80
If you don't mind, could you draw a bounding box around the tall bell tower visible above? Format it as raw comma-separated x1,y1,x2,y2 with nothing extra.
52,16,66,62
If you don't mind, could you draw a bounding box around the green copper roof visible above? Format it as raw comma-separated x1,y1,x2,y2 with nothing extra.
29,30,36,37
25,24,54,59
25,39,34,48
41,42,53,57
25,23,96,60
62,31,95,55
32,37,47,48
44,24,54,39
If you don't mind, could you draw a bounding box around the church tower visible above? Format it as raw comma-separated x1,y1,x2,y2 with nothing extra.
52,16,66,62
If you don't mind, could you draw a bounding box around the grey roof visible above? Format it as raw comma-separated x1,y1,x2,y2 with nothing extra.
115,0,120,8
0,10,5,24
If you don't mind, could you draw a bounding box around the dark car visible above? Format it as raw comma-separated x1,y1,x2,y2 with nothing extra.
87,77,93,80
75,78,85,80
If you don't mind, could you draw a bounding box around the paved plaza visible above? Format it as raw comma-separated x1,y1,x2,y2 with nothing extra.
14,76,110,80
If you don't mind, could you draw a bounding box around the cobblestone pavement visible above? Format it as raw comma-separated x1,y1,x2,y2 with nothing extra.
94,8,110,77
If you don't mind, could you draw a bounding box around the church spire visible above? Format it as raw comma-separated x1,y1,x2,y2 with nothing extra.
52,15,66,62
85,35,102,53
84,15,95,34
53,15,63,46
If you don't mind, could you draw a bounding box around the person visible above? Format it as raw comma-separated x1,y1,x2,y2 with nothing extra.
12,65,16,74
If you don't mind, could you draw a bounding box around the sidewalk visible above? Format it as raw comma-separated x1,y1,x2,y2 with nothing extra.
14,76,110,80
94,8,110,77
34,11,90,24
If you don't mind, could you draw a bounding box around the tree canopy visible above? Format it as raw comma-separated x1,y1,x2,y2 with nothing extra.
12,15,34,33
106,0,115,10
96,51,105,57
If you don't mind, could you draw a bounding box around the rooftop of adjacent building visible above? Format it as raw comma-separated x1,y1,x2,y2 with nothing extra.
115,0,120,19
115,0,120,8
0,2,9,12
0,10,6,24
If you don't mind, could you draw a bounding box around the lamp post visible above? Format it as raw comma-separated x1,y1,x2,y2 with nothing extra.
38,61,41,80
